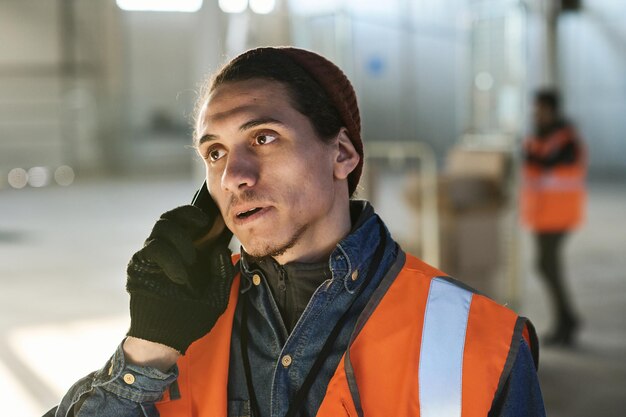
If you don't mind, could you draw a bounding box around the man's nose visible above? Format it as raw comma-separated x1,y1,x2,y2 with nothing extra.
221,146,259,192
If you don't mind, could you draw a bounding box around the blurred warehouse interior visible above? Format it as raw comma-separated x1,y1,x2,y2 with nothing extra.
2,0,625,181
1,0,625,416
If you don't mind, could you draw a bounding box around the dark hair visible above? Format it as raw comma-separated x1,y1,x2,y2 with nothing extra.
194,49,343,145
535,89,560,112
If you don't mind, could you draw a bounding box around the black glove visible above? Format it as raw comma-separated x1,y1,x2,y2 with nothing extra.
126,204,235,354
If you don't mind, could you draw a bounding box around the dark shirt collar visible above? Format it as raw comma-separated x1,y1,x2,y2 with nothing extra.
253,256,331,284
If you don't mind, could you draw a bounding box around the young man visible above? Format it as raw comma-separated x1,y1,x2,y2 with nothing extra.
49,47,544,417
521,89,586,346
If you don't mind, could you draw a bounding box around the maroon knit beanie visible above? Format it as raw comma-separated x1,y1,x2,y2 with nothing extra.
220,47,363,196
279,47,363,196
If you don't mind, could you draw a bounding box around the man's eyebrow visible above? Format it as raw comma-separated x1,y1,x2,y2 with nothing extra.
238,117,285,131
197,134,217,147
198,117,285,146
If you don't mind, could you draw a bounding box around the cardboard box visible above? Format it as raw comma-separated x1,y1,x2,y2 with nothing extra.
445,147,511,184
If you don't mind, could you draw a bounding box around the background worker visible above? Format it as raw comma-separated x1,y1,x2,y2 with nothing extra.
521,89,586,346
48,47,545,416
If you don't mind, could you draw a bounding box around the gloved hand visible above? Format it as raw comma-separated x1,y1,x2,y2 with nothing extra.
126,203,235,354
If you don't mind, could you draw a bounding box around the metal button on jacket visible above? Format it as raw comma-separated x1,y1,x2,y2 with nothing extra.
351,270,359,281
281,355,292,367
123,373,135,385
252,274,262,286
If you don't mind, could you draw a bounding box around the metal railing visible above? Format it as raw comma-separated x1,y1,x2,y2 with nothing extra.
362,141,439,267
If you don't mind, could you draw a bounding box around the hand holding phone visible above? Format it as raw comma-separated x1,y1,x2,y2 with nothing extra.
191,181,232,248
125,182,236,354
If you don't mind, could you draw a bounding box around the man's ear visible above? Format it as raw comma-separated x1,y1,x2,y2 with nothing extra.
333,127,360,181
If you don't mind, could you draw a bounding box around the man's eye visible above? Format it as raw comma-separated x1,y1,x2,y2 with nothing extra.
207,147,226,162
254,134,277,145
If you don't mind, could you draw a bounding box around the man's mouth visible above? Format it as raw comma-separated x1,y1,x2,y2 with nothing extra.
236,207,263,219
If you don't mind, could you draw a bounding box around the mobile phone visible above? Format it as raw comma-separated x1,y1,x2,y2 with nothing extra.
191,181,220,217
191,181,232,246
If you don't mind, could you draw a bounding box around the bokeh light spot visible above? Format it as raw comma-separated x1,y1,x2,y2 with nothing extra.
27,167,50,188
54,166,75,186
475,71,494,91
8,168,28,189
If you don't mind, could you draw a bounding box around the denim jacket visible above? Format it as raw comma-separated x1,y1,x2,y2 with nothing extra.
226,201,397,417
46,201,544,417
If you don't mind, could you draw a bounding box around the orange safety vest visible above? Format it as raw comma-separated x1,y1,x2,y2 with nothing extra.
155,252,537,417
521,126,586,232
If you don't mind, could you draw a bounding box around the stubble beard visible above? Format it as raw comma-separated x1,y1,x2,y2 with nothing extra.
229,188,312,262
244,223,309,262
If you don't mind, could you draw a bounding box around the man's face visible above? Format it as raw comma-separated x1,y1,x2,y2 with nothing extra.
196,79,352,263
533,101,556,131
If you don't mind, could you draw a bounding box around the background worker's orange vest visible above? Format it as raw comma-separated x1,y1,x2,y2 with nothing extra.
521,126,586,232
155,253,537,417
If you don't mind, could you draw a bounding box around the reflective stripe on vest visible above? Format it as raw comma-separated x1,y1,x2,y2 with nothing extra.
523,173,584,191
419,277,473,417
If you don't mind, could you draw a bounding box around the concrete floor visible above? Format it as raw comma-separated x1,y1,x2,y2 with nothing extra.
520,181,626,416
0,176,624,416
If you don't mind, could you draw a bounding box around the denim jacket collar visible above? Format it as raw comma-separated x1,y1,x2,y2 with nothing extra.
239,200,388,295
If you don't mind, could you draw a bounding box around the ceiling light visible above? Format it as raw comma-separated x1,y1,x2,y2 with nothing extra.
116,0,203,12
219,0,248,13
250,0,275,14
